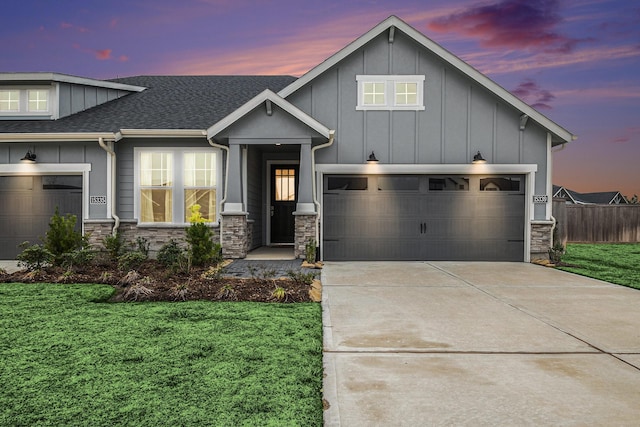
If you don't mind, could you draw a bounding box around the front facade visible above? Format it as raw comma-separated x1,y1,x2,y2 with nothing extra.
0,16,575,262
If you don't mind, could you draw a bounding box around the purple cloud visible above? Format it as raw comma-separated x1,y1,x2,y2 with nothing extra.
429,0,581,53
512,79,555,110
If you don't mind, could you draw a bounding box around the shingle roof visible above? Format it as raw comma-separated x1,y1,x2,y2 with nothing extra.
0,75,297,134
553,185,627,204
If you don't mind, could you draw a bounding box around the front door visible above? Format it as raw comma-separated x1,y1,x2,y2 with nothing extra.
270,165,298,244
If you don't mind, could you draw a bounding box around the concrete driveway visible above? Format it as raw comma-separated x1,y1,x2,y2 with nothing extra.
321,262,640,426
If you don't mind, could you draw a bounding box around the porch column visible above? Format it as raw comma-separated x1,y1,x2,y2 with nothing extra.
295,142,315,214
221,142,248,258
224,142,244,213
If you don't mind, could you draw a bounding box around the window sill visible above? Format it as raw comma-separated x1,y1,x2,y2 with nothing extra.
136,222,220,228
356,105,425,111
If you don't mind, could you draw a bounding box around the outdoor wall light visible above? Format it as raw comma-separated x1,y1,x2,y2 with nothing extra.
472,151,486,164
367,151,379,163
20,149,37,163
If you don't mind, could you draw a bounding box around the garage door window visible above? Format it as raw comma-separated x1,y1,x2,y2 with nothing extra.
480,177,521,192
327,176,368,191
42,176,82,190
377,176,419,191
429,177,469,191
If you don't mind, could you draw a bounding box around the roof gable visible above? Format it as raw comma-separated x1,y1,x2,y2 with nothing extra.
207,89,332,141
278,15,575,145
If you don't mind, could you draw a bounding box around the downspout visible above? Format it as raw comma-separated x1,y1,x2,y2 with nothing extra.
208,137,230,244
98,137,120,235
311,130,336,255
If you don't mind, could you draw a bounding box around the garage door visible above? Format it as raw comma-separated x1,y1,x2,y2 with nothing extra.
323,174,525,261
0,175,82,259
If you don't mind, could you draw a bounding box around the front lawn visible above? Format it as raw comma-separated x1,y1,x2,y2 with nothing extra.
0,283,323,426
558,243,640,290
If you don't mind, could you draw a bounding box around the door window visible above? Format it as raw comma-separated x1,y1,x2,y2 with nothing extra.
275,168,296,201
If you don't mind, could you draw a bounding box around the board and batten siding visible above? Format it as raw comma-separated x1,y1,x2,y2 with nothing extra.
58,83,129,119
287,29,549,220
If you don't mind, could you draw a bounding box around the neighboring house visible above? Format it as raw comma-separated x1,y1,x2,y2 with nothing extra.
0,16,575,262
553,185,629,205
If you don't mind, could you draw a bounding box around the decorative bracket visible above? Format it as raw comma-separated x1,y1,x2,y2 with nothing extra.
519,114,529,131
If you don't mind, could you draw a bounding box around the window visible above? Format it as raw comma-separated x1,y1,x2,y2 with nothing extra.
377,176,419,191
28,90,49,112
480,177,521,192
429,177,469,191
327,176,368,191
274,168,296,201
0,90,19,111
356,75,424,110
136,149,219,224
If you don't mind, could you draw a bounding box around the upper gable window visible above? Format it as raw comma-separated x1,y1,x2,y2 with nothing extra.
356,75,424,111
28,90,49,112
0,90,19,112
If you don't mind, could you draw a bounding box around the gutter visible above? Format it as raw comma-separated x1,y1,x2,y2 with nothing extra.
207,137,230,244
311,130,336,255
98,137,120,236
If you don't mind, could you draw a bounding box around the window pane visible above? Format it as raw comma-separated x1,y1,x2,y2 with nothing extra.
429,177,469,191
140,189,172,222
327,177,368,191
480,177,521,192
395,82,418,105
28,90,48,112
0,90,19,111
140,152,172,186
185,189,216,222
275,168,296,201
377,176,420,191
363,82,385,105
184,152,216,187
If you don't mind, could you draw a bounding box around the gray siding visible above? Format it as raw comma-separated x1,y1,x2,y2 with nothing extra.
287,29,549,220
58,83,129,119
246,147,263,249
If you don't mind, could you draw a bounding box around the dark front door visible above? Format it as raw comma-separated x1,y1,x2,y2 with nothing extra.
270,165,298,244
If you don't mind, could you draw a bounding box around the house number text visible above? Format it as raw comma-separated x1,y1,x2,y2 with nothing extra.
90,196,107,205
533,195,548,204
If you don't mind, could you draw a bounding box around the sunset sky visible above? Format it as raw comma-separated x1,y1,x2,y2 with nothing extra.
2,0,639,198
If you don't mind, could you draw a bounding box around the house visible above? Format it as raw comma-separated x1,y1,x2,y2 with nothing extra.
0,16,575,262
553,185,629,205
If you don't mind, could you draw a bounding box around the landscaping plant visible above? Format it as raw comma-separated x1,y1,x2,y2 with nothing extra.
185,204,220,266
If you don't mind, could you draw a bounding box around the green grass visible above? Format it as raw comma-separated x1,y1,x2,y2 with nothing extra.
558,243,640,290
0,283,323,426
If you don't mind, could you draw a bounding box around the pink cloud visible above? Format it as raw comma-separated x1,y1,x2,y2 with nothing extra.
94,49,112,60
428,0,584,54
60,22,89,33
609,127,640,144
512,79,555,110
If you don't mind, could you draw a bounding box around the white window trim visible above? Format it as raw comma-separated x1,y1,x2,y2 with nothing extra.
356,75,425,111
134,147,222,226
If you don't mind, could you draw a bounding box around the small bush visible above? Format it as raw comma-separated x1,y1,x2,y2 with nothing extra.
17,242,53,271
305,239,316,264
61,248,96,271
102,232,125,260
287,270,318,286
134,237,150,258
185,204,217,266
158,239,187,271
117,251,147,271
44,207,87,265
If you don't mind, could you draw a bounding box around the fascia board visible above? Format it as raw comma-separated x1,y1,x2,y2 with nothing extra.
278,15,575,144
0,132,117,142
207,89,331,140
316,163,538,174
0,72,146,92
118,129,207,138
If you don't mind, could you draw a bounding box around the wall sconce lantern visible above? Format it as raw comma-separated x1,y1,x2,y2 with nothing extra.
367,151,379,163
472,151,486,164
20,149,37,163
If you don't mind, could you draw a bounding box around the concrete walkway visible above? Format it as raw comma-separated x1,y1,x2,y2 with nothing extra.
321,262,640,426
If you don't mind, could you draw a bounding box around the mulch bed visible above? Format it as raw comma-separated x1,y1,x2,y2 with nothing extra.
0,259,317,303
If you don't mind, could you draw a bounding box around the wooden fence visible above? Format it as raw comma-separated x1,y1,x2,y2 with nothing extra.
552,199,640,243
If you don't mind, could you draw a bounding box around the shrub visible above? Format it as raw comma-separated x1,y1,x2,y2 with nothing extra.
102,232,125,261
44,207,87,265
286,269,318,286
158,239,187,271
134,236,150,258
305,239,316,264
185,204,217,266
16,242,53,271
117,251,147,271
61,248,96,271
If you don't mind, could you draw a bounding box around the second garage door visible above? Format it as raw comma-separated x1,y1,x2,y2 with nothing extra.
323,174,525,261
0,175,82,259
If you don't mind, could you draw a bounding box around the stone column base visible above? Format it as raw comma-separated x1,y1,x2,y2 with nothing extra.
221,213,248,259
294,213,317,260
530,221,553,262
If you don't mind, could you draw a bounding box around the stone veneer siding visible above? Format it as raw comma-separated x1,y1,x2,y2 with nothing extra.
530,221,553,261
294,213,317,260
220,214,248,259
84,220,220,258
